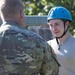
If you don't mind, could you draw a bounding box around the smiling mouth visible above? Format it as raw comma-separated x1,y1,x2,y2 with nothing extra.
54,32,59,34
53,32,60,37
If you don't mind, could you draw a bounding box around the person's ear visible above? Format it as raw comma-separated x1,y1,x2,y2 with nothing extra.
65,21,70,26
20,10,23,19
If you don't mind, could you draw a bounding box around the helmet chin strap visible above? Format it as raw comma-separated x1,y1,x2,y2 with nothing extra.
56,25,69,38
56,24,69,50
56,21,70,44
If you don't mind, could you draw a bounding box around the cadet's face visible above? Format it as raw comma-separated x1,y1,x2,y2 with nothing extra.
48,19,64,37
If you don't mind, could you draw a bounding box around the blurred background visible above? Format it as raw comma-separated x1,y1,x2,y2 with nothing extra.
23,0,75,35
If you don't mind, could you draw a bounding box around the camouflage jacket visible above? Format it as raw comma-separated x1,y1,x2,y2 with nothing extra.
0,21,59,75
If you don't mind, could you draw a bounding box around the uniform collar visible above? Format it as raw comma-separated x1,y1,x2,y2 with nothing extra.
2,20,19,26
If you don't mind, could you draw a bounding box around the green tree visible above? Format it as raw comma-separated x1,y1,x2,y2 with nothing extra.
22,0,75,35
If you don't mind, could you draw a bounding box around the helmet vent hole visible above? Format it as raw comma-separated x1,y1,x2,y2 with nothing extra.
62,11,64,13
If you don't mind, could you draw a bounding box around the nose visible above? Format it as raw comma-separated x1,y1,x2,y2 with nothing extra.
51,25,57,31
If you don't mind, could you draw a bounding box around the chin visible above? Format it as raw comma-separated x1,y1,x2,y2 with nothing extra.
54,35,60,38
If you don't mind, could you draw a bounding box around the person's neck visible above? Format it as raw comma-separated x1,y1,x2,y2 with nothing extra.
58,32,70,44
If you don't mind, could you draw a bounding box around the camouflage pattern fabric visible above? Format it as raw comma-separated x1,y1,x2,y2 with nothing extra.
0,21,59,75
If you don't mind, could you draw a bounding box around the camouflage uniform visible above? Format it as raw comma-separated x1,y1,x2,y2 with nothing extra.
0,21,59,75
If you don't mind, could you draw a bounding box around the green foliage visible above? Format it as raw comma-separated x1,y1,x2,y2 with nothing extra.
22,0,75,35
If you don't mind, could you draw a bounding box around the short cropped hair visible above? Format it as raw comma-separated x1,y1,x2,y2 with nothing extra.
0,0,24,18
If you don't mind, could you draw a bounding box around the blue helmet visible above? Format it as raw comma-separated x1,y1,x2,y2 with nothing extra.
47,6,72,22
